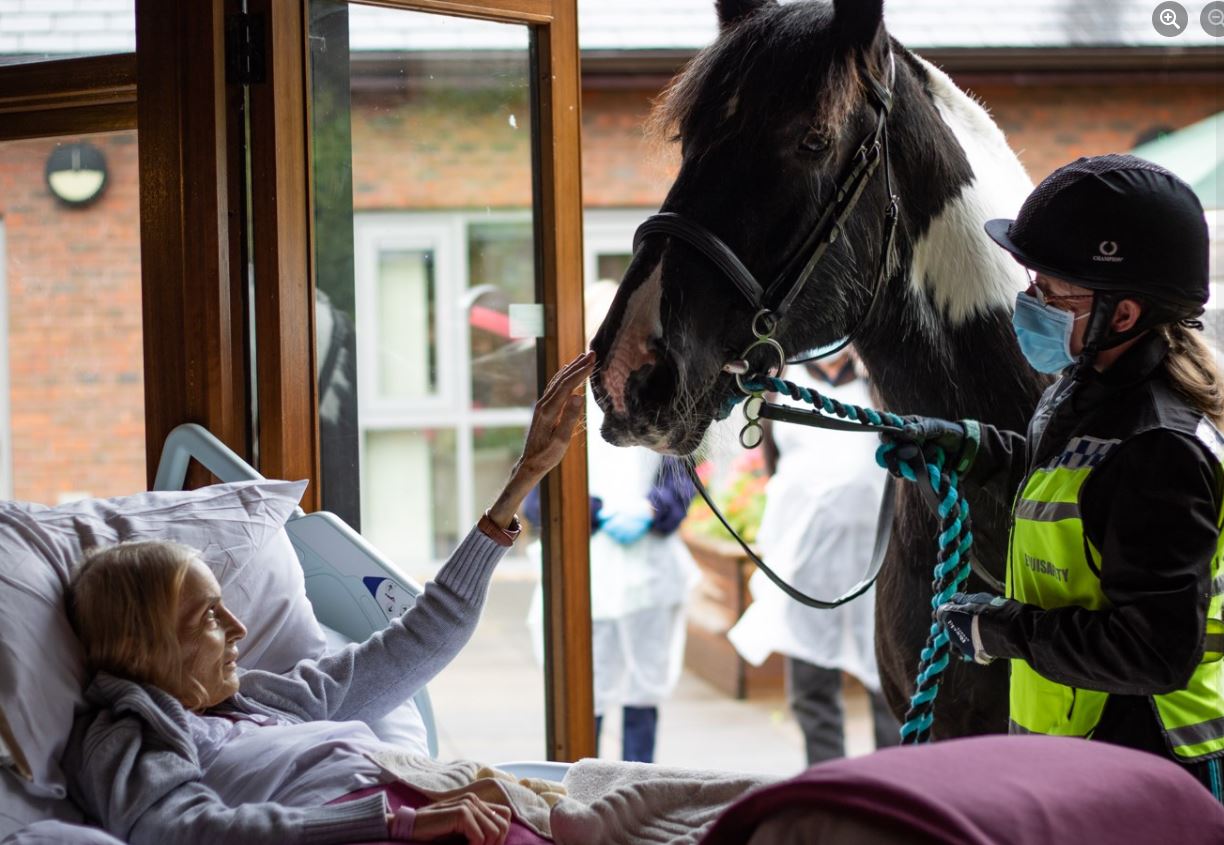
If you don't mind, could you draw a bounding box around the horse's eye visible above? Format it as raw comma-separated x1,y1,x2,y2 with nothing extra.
798,128,830,156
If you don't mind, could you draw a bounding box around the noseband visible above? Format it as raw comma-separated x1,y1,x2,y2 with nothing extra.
632,51,899,375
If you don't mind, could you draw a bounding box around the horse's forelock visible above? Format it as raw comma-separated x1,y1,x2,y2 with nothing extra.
648,3,877,151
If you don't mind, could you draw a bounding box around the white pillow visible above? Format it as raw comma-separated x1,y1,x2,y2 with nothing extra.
0,480,310,800
319,624,430,757
227,528,329,674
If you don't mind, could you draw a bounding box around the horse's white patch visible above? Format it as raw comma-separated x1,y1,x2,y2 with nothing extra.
602,260,663,414
908,56,1033,324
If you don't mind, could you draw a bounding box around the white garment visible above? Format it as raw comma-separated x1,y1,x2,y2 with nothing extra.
526,390,699,714
184,710,388,808
591,605,687,714
584,392,699,620
727,368,887,691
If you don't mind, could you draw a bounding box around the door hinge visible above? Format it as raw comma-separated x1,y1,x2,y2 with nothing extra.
226,12,267,85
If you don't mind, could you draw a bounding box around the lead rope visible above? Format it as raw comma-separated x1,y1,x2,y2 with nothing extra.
736,375,976,744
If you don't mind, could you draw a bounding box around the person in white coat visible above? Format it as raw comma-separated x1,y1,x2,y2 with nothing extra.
526,281,699,762
728,351,899,764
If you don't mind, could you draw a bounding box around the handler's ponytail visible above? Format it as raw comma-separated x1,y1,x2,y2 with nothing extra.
1160,322,1224,429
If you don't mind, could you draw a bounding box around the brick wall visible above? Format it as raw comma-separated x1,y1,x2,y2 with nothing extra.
1,73,1216,503
961,77,1221,182
0,131,144,505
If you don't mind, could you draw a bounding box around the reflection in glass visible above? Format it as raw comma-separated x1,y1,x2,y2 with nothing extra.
377,249,437,400
471,426,526,517
363,428,458,564
468,222,536,409
596,253,633,285
0,131,143,503
309,3,546,761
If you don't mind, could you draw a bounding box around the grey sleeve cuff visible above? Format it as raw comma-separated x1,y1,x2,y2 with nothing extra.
433,525,508,603
299,793,389,845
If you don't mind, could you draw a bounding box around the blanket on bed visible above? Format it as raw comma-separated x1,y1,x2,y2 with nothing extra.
698,735,1224,845
370,751,778,844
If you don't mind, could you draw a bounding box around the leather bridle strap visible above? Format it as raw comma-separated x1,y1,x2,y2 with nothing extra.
685,459,898,609
632,213,765,309
632,54,896,330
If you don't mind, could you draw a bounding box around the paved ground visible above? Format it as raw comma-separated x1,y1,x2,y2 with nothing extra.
427,576,875,774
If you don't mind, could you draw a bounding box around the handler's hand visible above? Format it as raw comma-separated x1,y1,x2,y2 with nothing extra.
487,350,596,528
935,591,1015,666
392,794,511,844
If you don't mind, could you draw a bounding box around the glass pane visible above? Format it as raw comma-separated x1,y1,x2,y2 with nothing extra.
468,222,536,409
0,130,143,503
595,253,632,284
362,428,458,563
470,425,525,517
0,4,135,66
376,248,436,400
309,2,547,760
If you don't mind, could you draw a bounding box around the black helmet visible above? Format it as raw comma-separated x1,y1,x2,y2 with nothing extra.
985,154,1209,313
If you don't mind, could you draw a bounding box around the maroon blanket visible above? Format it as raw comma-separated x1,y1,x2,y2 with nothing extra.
700,735,1224,844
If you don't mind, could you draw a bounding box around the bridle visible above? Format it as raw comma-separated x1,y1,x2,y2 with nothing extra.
632,50,900,382
620,51,931,610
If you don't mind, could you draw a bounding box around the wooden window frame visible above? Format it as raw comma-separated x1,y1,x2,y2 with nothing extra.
0,54,137,143
248,0,593,760
1,0,591,763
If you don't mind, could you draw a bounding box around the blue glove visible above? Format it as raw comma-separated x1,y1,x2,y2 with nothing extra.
935,592,1014,665
598,503,654,545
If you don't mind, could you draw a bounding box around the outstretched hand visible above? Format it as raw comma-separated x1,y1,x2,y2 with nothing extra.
487,350,596,528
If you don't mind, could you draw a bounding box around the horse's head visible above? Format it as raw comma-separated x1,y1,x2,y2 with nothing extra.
591,0,903,454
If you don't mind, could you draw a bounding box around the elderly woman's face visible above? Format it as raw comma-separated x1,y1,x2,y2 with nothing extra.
176,557,247,709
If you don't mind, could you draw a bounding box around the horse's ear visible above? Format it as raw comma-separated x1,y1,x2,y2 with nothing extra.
715,0,776,31
832,0,885,53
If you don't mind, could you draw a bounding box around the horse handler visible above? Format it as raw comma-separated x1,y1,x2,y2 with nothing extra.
881,154,1224,798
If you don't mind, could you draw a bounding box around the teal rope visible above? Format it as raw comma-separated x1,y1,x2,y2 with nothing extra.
743,376,975,744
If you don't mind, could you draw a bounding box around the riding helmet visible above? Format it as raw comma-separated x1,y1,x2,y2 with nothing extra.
985,154,1210,313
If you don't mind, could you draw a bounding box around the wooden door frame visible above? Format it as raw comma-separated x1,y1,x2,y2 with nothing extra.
13,0,593,763
134,0,250,482
254,0,593,761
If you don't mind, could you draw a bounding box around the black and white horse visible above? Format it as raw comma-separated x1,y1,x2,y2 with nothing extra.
590,0,1047,737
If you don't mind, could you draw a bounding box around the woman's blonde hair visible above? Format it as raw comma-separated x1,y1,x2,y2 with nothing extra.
67,540,207,707
1160,322,1224,428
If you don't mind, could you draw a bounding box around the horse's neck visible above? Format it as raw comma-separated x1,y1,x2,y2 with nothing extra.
856,51,1042,430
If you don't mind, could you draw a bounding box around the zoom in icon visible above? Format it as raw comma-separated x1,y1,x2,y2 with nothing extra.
1152,1,1189,36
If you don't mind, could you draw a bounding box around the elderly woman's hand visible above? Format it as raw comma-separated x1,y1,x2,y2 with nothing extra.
389,794,511,844
487,351,596,528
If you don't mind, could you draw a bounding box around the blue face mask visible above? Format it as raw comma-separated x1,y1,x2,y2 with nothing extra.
1012,290,1089,374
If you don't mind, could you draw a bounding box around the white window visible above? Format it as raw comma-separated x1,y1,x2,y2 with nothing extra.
352,208,655,574
354,212,535,573
584,208,655,286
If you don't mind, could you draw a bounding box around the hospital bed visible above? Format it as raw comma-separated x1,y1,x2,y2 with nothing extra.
154,422,569,782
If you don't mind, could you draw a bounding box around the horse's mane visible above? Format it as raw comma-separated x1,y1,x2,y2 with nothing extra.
647,2,866,151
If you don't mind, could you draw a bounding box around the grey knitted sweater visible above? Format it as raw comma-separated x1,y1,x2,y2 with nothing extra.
62,526,507,845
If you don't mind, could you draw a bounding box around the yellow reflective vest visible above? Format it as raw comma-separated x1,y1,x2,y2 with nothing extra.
1007,421,1224,761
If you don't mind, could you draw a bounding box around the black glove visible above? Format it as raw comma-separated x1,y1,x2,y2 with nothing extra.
935,591,1016,665
877,416,980,477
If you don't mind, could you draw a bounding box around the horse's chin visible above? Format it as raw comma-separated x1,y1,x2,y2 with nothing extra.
598,409,709,457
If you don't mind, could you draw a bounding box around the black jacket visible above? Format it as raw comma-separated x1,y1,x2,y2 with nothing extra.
967,332,1222,759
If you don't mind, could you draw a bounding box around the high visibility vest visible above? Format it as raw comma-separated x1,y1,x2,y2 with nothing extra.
1007,424,1224,761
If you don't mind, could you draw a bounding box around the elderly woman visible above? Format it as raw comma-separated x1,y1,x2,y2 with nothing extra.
62,352,595,845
